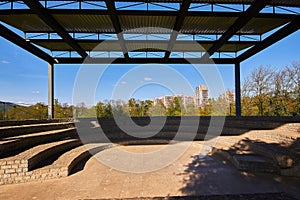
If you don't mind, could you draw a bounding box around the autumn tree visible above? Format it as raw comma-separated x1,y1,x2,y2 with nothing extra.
247,66,274,116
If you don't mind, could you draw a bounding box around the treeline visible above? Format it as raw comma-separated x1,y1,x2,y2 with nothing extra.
1,62,299,120
241,62,299,116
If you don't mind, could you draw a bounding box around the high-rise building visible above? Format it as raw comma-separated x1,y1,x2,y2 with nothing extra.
153,86,209,108
195,85,209,107
153,94,194,108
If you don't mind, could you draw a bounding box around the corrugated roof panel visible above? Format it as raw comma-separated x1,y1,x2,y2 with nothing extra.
119,15,176,33
32,40,72,51
53,14,114,33
173,42,209,51
240,18,290,34
181,16,237,34
91,40,122,51
218,43,254,52
126,40,168,51
0,14,53,32
32,40,122,51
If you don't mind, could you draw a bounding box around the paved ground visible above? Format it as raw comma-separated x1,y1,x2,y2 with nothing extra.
0,141,300,200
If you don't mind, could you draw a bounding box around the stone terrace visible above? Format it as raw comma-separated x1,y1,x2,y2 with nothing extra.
0,117,299,199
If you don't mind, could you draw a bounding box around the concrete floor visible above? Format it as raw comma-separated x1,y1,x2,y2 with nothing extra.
0,141,299,200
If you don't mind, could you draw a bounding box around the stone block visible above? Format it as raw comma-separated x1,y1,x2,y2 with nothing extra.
10,173,17,178
15,168,23,173
21,160,28,164
18,172,25,176
0,169,5,174
6,160,14,165
1,165,11,169
19,163,28,168
0,160,7,165
14,160,21,164
5,169,15,174
3,174,10,178
11,164,18,169
25,171,33,176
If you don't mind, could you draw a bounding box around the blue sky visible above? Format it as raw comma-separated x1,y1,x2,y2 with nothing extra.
0,30,299,105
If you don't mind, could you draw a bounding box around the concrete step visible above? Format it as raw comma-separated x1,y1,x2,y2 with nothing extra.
239,139,298,168
0,139,81,181
281,161,300,177
288,138,300,154
0,139,81,185
0,122,75,139
0,127,77,158
97,117,294,130
0,119,72,127
30,143,114,180
212,147,279,174
246,130,299,145
0,143,114,185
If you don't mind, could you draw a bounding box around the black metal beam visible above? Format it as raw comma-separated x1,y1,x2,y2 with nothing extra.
23,0,88,58
3,0,300,8
48,63,54,119
30,38,258,52
164,0,192,61
56,57,235,64
30,38,258,45
105,0,129,61
235,62,241,117
1,9,298,20
237,20,300,62
205,0,271,57
0,24,54,64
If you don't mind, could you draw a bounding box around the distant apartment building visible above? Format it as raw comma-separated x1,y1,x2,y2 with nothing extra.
194,85,209,107
153,85,209,108
153,94,194,108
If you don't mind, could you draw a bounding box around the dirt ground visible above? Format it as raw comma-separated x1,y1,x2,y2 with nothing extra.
0,142,299,200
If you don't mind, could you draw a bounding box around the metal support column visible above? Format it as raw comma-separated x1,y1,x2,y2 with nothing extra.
48,63,54,119
235,62,241,117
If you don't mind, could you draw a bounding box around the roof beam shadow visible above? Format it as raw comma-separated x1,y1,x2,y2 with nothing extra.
23,0,88,59
236,19,300,62
204,0,272,59
0,23,54,64
164,0,192,62
105,0,130,62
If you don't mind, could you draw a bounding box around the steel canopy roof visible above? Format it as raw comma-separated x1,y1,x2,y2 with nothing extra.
0,0,299,64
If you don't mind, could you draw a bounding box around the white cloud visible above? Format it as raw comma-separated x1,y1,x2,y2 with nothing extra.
1,60,10,64
121,81,127,85
144,77,152,81
32,91,40,94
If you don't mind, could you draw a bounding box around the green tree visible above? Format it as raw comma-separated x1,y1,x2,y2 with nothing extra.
248,66,274,116
149,100,166,116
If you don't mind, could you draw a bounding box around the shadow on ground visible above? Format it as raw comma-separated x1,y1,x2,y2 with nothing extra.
179,138,300,199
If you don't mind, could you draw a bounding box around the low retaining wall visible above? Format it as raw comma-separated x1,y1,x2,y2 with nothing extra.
0,159,68,185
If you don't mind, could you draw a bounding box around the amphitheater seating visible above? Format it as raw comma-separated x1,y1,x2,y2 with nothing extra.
0,117,299,185
0,119,122,185
212,123,300,176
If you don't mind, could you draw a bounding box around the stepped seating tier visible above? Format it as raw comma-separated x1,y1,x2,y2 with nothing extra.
0,128,77,158
0,117,299,185
0,121,74,139
212,123,300,177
